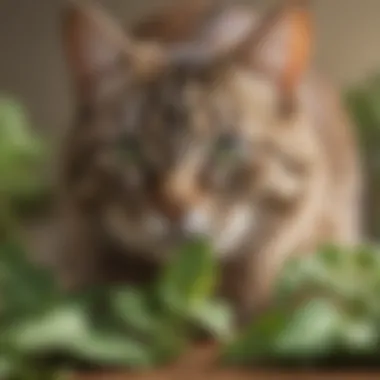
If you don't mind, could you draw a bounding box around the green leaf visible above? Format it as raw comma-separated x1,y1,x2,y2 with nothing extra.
69,332,153,369
318,244,346,267
353,245,380,271
110,286,189,366
273,299,342,358
158,238,218,315
111,287,158,335
223,299,343,365
222,310,288,364
148,321,189,365
337,318,379,353
0,98,30,143
7,303,90,353
0,355,14,379
189,300,234,341
276,245,380,308
0,96,49,217
0,241,58,322
7,303,152,369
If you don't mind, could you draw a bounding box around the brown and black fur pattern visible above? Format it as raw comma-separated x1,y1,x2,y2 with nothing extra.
57,0,363,322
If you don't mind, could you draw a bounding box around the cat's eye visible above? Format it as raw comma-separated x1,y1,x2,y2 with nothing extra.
115,136,141,162
162,105,186,132
164,106,181,124
213,133,242,161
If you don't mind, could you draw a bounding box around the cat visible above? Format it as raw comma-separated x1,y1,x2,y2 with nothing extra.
57,0,363,323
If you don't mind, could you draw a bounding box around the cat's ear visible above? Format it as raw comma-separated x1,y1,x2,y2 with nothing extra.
62,1,165,102
240,0,313,94
62,1,129,98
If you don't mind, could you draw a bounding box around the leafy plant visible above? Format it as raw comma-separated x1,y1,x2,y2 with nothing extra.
0,238,233,379
0,96,50,235
223,245,380,367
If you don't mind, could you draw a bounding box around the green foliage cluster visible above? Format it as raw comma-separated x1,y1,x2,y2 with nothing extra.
2,239,380,378
0,239,232,379
0,97,50,235
224,245,380,366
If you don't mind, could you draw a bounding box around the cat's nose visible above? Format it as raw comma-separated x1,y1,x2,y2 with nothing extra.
153,189,188,224
155,195,209,238
154,176,201,223
156,198,211,239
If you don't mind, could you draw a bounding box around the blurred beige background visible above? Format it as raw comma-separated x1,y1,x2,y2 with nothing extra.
1,0,380,133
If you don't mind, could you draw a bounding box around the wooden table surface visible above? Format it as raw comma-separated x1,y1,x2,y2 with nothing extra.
73,344,380,380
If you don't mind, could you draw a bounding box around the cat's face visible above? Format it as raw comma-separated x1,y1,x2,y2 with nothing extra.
62,2,316,260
